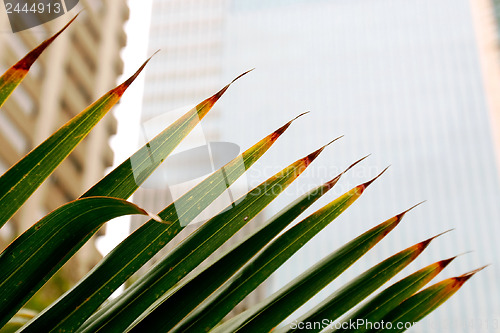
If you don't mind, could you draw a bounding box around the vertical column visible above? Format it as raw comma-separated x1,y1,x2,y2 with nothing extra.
469,0,500,176
82,0,123,191
17,18,71,232
77,0,126,277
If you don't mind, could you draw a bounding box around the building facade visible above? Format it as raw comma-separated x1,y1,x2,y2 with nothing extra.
0,0,129,306
135,0,500,331
132,0,268,315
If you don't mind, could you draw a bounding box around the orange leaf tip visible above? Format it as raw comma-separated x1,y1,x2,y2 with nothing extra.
394,201,426,221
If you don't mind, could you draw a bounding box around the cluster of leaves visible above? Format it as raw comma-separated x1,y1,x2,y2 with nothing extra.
0,16,484,332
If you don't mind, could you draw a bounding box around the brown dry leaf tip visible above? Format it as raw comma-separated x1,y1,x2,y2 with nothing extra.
358,165,390,192
454,265,489,284
14,14,79,70
304,136,343,166
210,68,254,102
324,154,370,189
115,51,159,95
437,256,459,269
436,251,470,269
417,229,454,250
272,111,310,139
394,201,426,221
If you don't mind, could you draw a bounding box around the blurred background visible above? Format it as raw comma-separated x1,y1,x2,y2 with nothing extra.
1,0,500,331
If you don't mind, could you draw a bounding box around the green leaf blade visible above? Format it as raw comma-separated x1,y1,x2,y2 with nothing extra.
219,205,407,333
0,57,150,228
21,114,292,333
330,257,455,333
282,235,440,333
128,157,368,333
175,169,384,333
371,266,486,333
0,197,152,327
79,141,325,333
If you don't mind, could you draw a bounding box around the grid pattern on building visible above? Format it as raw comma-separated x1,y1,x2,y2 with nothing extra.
133,0,500,331
0,0,129,287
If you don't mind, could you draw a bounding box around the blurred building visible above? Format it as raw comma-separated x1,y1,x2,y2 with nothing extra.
0,0,129,306
134,0,500,331
131,0,268,315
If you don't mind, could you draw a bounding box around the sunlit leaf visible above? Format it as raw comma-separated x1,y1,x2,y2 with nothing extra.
0,16,77,109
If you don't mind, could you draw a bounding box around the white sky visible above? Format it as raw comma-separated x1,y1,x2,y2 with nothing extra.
96,0,153,255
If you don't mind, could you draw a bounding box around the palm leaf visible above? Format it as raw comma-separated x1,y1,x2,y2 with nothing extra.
0,56,151,228
22,113,297,333
279,231,449,333
370,266,487,333
330,256,457,333
127,156,368,332
0,16,77,109
173,168,386,333
78,140,332,333
0,197,156,327
213,205,414,333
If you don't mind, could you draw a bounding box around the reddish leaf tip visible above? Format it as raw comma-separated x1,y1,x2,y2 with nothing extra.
13,15,78,70
437,256,458,269
231,68,254,84
345,154,370,173
395,201,426,221
206,69,253,106
304,136,343,166
272,112,310,139
116,53,156,94
418,229,454,249
455,265,489,284
324,154,370,189
358,165,390,192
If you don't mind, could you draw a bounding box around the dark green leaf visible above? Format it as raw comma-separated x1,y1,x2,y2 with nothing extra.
0,197,154,327
130,156,368,332
79,140,330,333
22,112,294,333
175,168,386,333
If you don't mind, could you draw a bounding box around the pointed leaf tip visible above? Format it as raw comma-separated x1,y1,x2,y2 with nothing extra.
460,265,489,277
230,68,254,84
438,256,458,269
272,112,310,138
455,265,489,284
359,165,390,190
324,154,370,188
418,229,454,249
14,14,78,70
304,136,343,165
208,69,253,104
345,154,370,173
117,54,156,94
147,212,164,223
395,201,426,221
